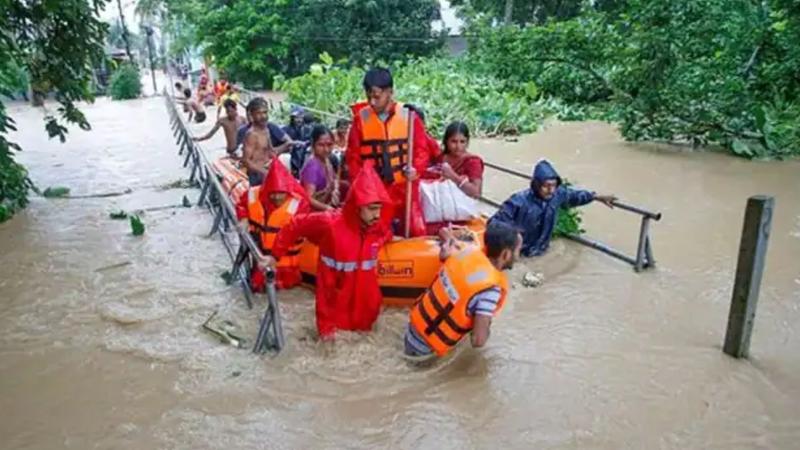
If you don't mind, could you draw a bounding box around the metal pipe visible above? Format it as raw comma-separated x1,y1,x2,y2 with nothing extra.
634,217,651,272
483,160,662,220
644,236,655,268
611,201,662,221
565,234,638,266
479,195,503,209
483,161,529,179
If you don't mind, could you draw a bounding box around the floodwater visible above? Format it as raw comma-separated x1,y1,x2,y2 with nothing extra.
1,94,799,449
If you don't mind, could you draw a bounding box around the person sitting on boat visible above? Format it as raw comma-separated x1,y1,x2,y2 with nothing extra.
333,118,350,152
213,78,229,105
283,106,307,143
237,160,310,290
489,159,617,257
345,68,436,237
242,97,293,186
403,221,521,361
197,79,215,106
300,124,346,211
193,99,247,158
438,121,483,198
264,166,394,340
423,121,484,235
215,84,240,120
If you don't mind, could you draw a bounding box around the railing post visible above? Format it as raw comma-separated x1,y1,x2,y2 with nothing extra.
723,195,774,359
634,217,651,272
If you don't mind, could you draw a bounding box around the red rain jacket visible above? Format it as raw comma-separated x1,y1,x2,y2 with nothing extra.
237,162,310,290
272,167,394,338
346,101,431,237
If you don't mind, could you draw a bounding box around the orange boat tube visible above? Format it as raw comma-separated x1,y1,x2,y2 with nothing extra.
210,156,249,205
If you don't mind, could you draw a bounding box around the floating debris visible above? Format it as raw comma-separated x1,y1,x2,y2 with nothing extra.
159,179,197,190
202,311,247,349
109,209,128,220
42,186,70,198
94,261,132,272
522,271,544,288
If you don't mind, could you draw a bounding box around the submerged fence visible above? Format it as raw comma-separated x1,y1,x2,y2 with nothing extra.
164,93,285,354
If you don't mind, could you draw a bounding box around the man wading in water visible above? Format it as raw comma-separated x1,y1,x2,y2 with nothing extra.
403,222,521,362
242,97,292,186
193,99,247,158
490,159,617,257
263,167,394,341
181,88,207,124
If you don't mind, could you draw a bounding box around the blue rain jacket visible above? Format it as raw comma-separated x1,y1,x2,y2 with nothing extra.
489,160,594,257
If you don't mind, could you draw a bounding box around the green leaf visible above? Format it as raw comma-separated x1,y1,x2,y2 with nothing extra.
731,139,754,157
109,209,128,220
130,215,145,236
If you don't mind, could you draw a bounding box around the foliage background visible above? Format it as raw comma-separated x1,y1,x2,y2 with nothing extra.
160,0,444,87
109,64,143,100
1,0,109,223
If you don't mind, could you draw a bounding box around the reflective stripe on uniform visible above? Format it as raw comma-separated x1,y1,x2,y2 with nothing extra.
320,255,378,272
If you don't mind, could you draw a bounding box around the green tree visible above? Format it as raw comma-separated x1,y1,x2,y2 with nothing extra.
153,0,443,87
451,0,627,25
1,0,108,222
466,0,800,158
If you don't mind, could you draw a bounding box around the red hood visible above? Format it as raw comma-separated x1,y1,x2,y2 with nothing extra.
260,161,309,211
343,163,394,231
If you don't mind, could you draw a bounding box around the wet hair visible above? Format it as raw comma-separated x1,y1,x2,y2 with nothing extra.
442,121,470,154
484,221,521,259
223,98,237,109
363,67,393,91
336,118,350,129
183,88,191,98
303,111,316,125
310,124,333,146
246,97,269,114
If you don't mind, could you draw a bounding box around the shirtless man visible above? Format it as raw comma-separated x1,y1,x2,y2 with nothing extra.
181,88,206,123
242,97,292,186
193,99,246,158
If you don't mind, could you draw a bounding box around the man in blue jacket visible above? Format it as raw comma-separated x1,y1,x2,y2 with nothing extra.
489,159,616,257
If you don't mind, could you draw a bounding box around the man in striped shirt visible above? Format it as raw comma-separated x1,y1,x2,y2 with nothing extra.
404,288,503,358
404,223,520,360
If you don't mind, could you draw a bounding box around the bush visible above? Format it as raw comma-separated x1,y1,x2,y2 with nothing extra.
276,54,547,138
277,55,585,235
109,64,141,100
463,0,800,159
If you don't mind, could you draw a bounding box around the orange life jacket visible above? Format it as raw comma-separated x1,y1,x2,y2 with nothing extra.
246,187,303,268
409,247,508,357
358,102,409,185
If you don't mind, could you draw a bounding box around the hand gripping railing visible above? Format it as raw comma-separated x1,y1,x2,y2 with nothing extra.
164,91,285,353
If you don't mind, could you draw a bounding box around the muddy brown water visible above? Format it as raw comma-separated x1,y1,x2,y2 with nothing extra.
1,96,799,449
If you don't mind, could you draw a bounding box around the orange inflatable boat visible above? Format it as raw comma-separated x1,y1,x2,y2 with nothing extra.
211,156,249,205
211,156,486,307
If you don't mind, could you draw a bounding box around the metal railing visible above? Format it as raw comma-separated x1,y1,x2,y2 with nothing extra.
164,92,285,354
482,161,661,271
